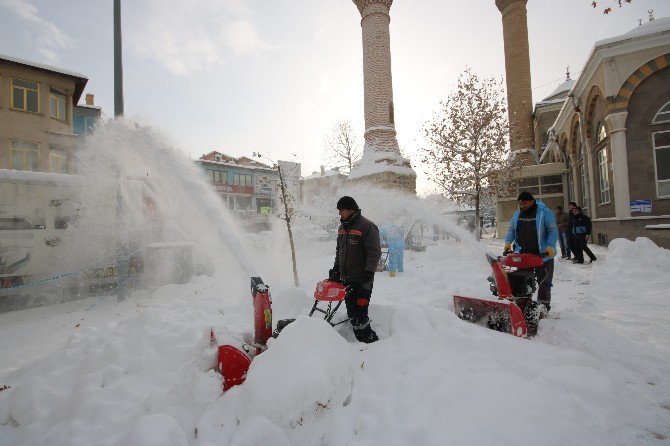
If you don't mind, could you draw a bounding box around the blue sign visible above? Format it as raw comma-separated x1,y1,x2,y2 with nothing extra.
630,200,652,213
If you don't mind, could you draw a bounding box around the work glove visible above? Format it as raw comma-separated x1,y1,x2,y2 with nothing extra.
328,268,341,283
503,243,513,256
543,246,555,258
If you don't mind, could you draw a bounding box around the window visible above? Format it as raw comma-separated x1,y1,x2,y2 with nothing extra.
73,115,97,135
11,140,39,171
233,173,252,186
653,101,670,124
220,171,228,183
11,78,39,112
580,164,589,215
597,148,610,204
653,130,670,197
567,171,575,203
49,148,67,174
214,171,222,183
518,177,539,196
49,89,67,121
596,122,607,144
540,175,563,194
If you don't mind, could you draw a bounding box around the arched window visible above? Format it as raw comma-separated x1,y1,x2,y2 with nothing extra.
596,122,607,144
653,101,670,124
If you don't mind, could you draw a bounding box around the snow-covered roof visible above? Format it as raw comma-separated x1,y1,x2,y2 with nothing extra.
543,79,576,101
197,159,276,172
594,17,670,47
0,53,88,104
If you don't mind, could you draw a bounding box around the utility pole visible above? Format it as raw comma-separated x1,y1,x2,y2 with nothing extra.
114,0,124,117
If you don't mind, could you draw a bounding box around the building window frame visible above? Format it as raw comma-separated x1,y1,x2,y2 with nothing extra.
10,140,40,171
595,121,607,144
597,147,611,204
11,77,40,113
233,173,252,187
49,148,67,174
653,101,670,125
652,129,670,198
49,88,68,122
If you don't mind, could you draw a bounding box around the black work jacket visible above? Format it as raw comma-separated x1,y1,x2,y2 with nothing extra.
333,212,381,283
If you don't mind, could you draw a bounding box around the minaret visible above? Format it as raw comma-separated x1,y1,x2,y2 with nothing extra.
350,0,416,193
496,0,534,163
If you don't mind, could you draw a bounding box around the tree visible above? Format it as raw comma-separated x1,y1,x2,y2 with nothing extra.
254,153,301,287
324,120,361,173
423,69,513,241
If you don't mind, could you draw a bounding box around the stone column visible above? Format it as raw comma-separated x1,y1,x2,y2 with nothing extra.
350,0,415,192
570,153,580,203
495,0,534,163
605,112,631,217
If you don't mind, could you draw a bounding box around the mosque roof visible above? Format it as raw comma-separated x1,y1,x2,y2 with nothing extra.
593,17,670,48
543,78,576,101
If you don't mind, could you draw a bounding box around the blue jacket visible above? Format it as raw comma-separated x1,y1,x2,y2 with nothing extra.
505,200,558,262
380,225,405,251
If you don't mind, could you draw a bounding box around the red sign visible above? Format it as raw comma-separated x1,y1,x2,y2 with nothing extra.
214,183,254,195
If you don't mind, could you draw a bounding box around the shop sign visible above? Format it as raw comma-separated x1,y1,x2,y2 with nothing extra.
215,184,253,195
255,175,276,198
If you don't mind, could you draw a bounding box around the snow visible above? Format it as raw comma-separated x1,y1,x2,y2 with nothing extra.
1,236,669,445
1,121,669,445
0,52,87,80
594,17,670,48
348,147,416,180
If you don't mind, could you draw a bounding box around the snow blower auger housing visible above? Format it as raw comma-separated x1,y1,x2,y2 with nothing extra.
453,252,545,337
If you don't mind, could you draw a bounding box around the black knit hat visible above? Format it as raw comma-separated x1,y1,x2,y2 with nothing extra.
517,191,535,202
337,196,359,211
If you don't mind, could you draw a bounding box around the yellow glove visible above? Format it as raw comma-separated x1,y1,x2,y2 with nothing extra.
544,246,555,258
503,243,513,255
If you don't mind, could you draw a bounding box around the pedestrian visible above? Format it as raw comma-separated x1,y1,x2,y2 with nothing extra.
504,191,559,312
381,223,405,277
567,201,578,259
571,206,597,264
328,196,381,343
555,205,570,259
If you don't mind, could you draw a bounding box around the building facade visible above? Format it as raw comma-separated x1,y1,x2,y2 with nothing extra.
496,16,670,249
196,151,280,230
0,54,98,175
301,166,348,200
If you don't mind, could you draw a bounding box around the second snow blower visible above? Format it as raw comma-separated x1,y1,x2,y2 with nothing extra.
453,252,546,337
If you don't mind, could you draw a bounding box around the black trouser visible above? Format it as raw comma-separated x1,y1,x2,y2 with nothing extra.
534,259,554,306
567,233,577,258
344,281,378,342
573,235,597,262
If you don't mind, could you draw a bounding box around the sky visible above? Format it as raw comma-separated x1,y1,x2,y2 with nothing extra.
1,0,669,194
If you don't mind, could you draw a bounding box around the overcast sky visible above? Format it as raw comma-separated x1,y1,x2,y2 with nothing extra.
1,0,669,194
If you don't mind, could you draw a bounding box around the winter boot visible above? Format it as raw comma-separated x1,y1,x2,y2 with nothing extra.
352,318,379,343
389,271,396,277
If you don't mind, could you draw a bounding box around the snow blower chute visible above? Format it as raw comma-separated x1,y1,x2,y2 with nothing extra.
453,252,545,337
211,277,349,391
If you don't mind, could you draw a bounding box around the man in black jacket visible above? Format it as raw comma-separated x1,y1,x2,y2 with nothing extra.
329,196,381,343
571,206,597,264
567,201,578,259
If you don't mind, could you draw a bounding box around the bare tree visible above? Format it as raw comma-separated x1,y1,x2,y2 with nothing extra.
423,68,513,241
324,120,361,173
254,154,300,287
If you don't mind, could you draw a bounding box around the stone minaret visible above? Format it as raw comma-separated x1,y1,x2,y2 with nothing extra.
350,0,416,193
496,0,534,163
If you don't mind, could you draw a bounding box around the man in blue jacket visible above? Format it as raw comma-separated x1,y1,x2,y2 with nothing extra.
504,191,559,312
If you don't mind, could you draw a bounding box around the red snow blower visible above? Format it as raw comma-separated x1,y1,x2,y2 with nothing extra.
453,252,546,337
210,277,348,390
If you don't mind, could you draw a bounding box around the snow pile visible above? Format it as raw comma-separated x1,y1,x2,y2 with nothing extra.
591,237,670,294
348,146,416,180
196,316,355,444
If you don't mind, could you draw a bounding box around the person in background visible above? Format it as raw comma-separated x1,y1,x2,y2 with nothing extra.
504,191,558,312
381,223,405,277
566,201,578,259
329,196,381,343
571,206,597,264
555,205,570,259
